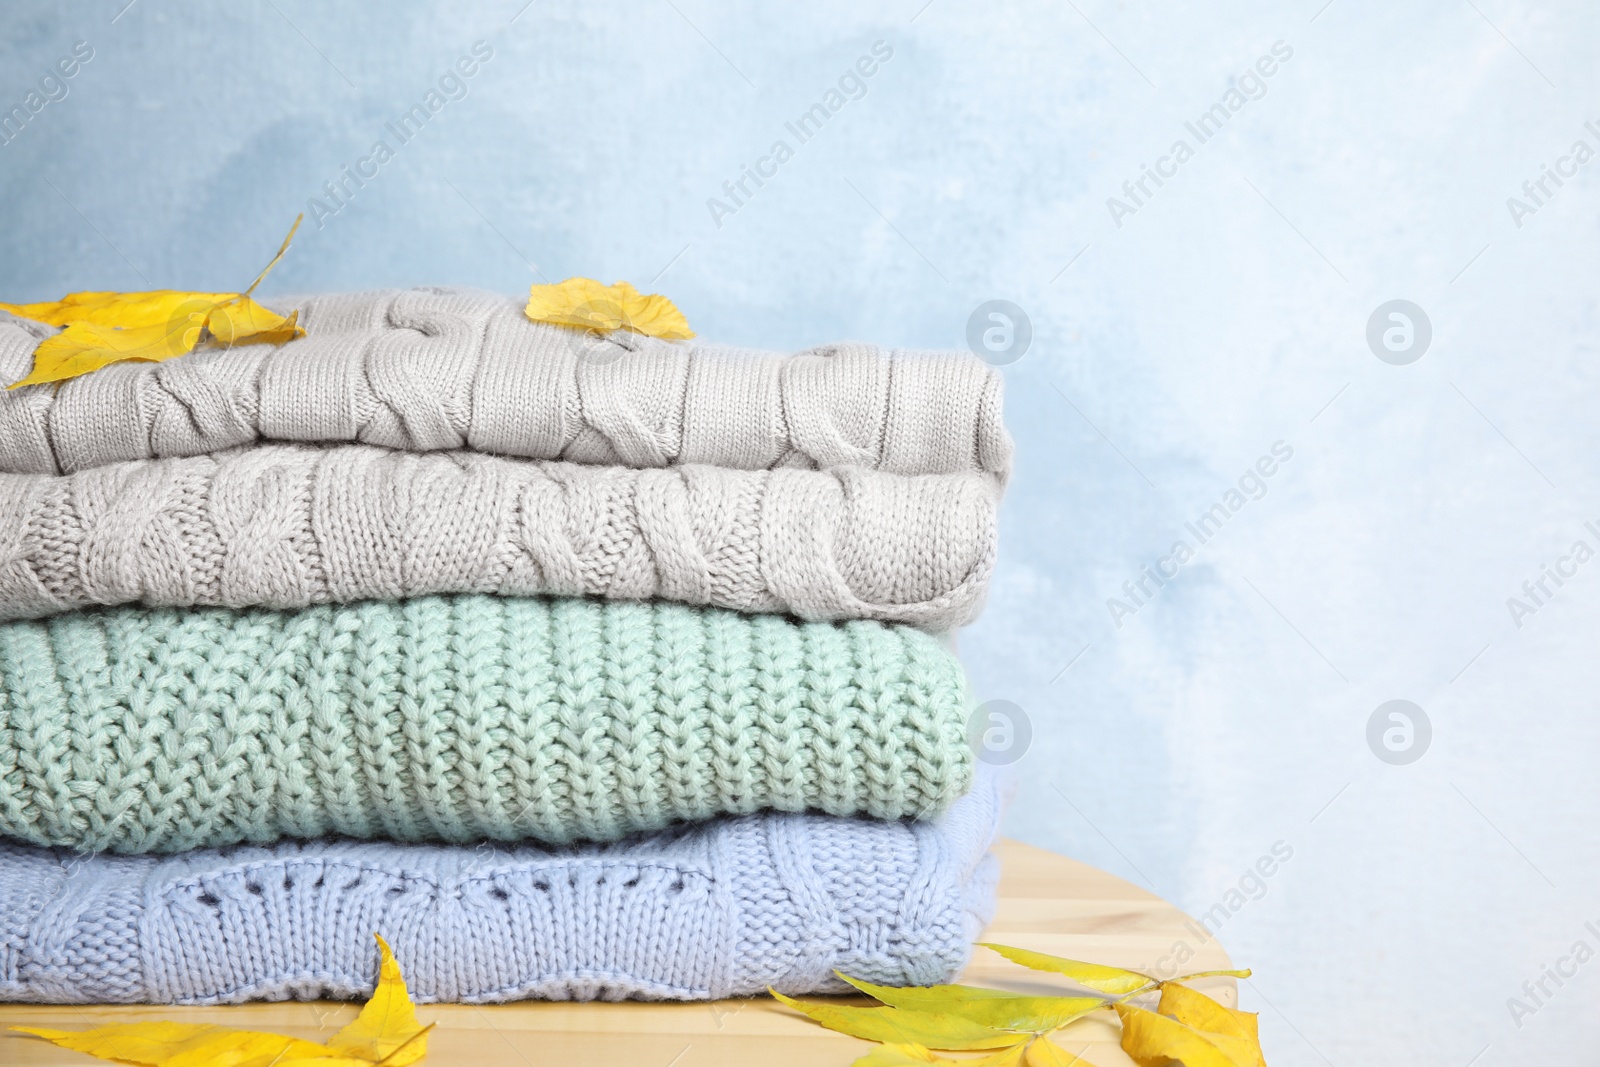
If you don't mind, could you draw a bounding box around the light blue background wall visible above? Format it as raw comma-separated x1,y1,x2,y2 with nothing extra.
2,2,1597,1063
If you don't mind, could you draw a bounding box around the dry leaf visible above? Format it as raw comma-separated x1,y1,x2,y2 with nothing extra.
1,216,305,389
9,1021,336,1067
854,1043,1031,1067
325,935,430,1065
1156,983,1263,1067
524,277,694,340
1023,1037,1102,1067
775,947,1262,1065
0,289,236,328
977,945,1154,997
771,990,1027,1051
208,300,301,347
13,935,428,1067
1115,1003,1261,1067
854,1046,948,1067
837,974,1106,1033
10,317,200,383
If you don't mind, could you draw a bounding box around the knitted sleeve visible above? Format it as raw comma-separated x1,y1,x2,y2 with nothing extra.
0,288,1014,478
0,596,975,855
0,768,1005,1004
0,444,999,630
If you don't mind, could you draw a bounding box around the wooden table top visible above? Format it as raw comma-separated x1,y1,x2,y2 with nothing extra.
0,839,1237,1067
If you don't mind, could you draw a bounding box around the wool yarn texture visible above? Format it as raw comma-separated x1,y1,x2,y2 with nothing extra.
0,595,973,856
0,288,1013,478
0,768,1005,1005
0,443,998,629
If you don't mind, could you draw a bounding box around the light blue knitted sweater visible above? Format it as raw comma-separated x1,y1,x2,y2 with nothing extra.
0,769,1006,1004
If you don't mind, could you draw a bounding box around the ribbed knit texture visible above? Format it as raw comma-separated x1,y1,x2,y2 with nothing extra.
0,768,1005,1005
0,288,1013,478
0,595,973,856
0,443,998,629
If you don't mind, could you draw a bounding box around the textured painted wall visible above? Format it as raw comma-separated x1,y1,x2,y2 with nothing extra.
2,2,1596,1063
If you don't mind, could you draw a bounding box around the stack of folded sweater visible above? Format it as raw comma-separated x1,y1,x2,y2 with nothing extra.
0,288,1011,1004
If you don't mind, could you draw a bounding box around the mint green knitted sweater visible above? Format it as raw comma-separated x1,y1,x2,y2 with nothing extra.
0,596,972,855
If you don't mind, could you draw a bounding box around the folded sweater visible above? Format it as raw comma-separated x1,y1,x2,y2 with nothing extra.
0,768,1005,1004
0,443,998,629
0,288,1013,478
0,595,973,856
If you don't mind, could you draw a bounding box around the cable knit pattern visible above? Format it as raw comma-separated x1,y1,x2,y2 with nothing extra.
0,596,973,855
0,288,1013,478
0,768,1004,1004
0,444,999,629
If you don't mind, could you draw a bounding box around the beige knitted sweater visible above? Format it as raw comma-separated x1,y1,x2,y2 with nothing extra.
0,444,998,627
0,288,1013,478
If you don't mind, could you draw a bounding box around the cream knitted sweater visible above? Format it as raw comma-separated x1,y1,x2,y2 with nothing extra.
0,288,1013,477
0,443,997,628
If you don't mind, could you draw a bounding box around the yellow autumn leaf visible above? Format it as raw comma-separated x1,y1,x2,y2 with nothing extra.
12,934,429,1067
207,299,302,347
1114,1003,1262,1067
1024,1037,1102,1067
854,1042,1030,1067
771,990,1027,1051
524,277,694,340
838,974,1106,1032
979,945,1154,996
0,289,235,328
986,1045,1031,1067
9,1021,336,1067
7,316,203,387
1156,983,1263,1067
324,935,429,1065
2,216,305,390
854,1044,947,1067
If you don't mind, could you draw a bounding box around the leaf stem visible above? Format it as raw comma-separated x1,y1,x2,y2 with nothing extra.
241,214,304,299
